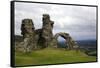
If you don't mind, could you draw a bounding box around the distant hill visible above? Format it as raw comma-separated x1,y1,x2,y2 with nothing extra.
58,40,97,49
58,40,97,56
15,35,23,42
77,40,97,48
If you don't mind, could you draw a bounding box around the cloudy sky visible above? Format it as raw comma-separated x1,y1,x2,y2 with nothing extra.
14,2,97,40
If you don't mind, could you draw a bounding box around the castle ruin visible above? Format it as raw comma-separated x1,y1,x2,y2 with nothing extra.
16,14,79,52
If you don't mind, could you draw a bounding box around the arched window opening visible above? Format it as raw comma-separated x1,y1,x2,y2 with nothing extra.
57,36,68,48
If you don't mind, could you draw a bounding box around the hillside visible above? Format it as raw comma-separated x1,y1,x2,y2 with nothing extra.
15,47,97,66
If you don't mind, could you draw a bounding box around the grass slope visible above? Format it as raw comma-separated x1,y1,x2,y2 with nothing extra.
15,47,96,66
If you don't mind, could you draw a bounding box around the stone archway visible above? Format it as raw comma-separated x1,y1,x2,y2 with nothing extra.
54,32,79,50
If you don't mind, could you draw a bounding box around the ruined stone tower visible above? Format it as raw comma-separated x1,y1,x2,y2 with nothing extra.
41,14,54,47
16,19,38,52
21,19,35,39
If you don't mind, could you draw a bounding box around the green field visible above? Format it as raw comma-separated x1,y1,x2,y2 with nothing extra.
15,47,96,66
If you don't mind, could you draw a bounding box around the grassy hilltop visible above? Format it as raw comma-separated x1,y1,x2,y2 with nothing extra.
15,47,96,66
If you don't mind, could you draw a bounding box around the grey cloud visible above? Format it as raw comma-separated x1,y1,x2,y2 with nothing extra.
14,2,96,40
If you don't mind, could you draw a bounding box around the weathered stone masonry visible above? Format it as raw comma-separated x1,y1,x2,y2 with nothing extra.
16,14,79,52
